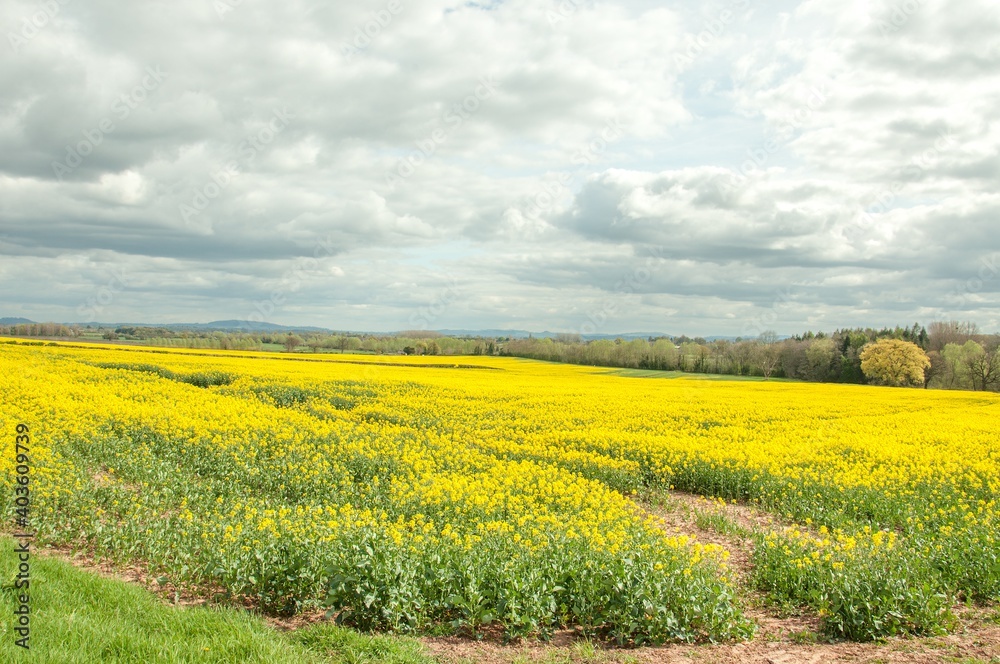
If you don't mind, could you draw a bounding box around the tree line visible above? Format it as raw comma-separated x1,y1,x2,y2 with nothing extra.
0,324,501,356
3,320,997,391
499,322,1000,391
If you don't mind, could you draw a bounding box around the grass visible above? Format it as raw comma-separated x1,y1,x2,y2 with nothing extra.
604,369,794,382
692,511,747,538
0,539,434,663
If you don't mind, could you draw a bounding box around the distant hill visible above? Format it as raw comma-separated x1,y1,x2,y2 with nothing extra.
433,329,673,341
67,320,332,333
166,320,332,333
585,331,673,341
433,328,541,339
2,317,687,340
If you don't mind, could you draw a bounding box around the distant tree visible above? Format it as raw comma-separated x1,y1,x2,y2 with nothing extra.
804,338,838,381
963,341,999,391
711,339,729,373
650,338,679,370
860,339,930,387
284,334,303,352
755,331,782,379
677,341,700,372
728,340,756,376
923,350,945,388
589,339,615,366
780,340,808,379
927,320,979,352
941,341,980,389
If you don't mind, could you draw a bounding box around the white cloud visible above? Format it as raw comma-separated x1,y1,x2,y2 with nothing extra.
0,0,997,334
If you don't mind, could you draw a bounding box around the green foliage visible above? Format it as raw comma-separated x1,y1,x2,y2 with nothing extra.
0,537,433,663
693,511,745,537
245,383,320,408
325,532,755,644
33,409,753,647
177,371,237,388
95,362,235,388
96,361,176,379
752,529,954,641
860,339,930,387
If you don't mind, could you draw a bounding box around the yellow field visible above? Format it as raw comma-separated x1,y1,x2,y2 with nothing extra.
1,340,998,642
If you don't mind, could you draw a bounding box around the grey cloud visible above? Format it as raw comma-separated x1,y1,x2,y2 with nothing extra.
0,0,997,334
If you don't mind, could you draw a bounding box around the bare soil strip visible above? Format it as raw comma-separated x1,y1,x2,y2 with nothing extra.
423,491,1000,663
15,494,1000,664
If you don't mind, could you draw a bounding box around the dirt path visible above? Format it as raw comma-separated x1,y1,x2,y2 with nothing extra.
12,495,1000,664
424,623,1000,664
424,491,1000,664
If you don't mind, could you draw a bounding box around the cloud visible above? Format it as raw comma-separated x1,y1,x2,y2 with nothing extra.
0,0,997,334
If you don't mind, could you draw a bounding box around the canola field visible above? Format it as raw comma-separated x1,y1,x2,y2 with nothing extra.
1,340,998,643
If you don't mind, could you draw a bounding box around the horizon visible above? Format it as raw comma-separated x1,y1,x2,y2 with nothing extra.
2,1,998,334
4,314,994,341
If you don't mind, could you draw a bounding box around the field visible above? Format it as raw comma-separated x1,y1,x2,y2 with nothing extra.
2,339,999,652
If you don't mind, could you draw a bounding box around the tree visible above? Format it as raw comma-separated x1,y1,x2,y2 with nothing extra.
283,334,303,352
651,338,679,370
941,341,978,389
754,331,782,379
804,338,838,381
923,350,945,388
963,341,999,391
927,320,979,352
780,340,808,379
728,340,755,376
859,339,930,387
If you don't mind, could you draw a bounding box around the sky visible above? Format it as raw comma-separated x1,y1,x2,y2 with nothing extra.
1,0,998,337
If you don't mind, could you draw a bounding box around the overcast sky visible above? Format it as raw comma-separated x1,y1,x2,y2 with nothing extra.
1,0,998,336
